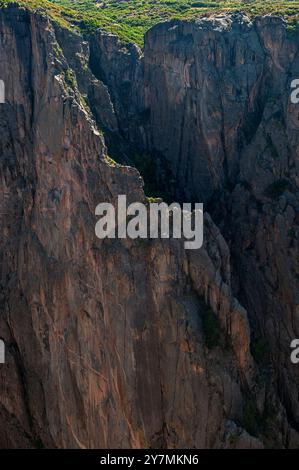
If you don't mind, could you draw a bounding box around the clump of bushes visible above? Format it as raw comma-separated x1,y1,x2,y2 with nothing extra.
202,306,220,349
64,68,77,89
243,398,260,437
251,337,269,365
264,179,291,199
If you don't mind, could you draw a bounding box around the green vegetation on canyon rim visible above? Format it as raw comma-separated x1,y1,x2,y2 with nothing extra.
1,0,299,45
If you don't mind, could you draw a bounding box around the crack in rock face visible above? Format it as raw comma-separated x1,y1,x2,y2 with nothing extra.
0,5,298,449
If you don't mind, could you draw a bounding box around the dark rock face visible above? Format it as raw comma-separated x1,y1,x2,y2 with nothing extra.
0,5,298,448
88,13,299,447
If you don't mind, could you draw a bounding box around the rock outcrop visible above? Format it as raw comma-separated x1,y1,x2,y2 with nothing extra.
0,5,298,449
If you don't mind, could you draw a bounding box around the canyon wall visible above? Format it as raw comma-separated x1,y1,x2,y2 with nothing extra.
88,12,299,446
0,5,298,448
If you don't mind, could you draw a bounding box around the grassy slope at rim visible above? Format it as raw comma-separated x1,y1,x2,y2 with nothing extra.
0,0,299,46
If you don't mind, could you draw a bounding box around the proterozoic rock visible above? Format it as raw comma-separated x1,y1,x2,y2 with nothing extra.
0,5,298,449
88,12,299,447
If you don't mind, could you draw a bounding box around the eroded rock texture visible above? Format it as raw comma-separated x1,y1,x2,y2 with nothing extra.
0,5,298,448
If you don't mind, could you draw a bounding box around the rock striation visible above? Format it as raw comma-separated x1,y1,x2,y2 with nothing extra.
0,5,298,448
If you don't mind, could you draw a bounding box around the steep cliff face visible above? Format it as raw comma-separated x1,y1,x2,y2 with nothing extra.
0,5,298,449
87,13,299,447
136,14,299,442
